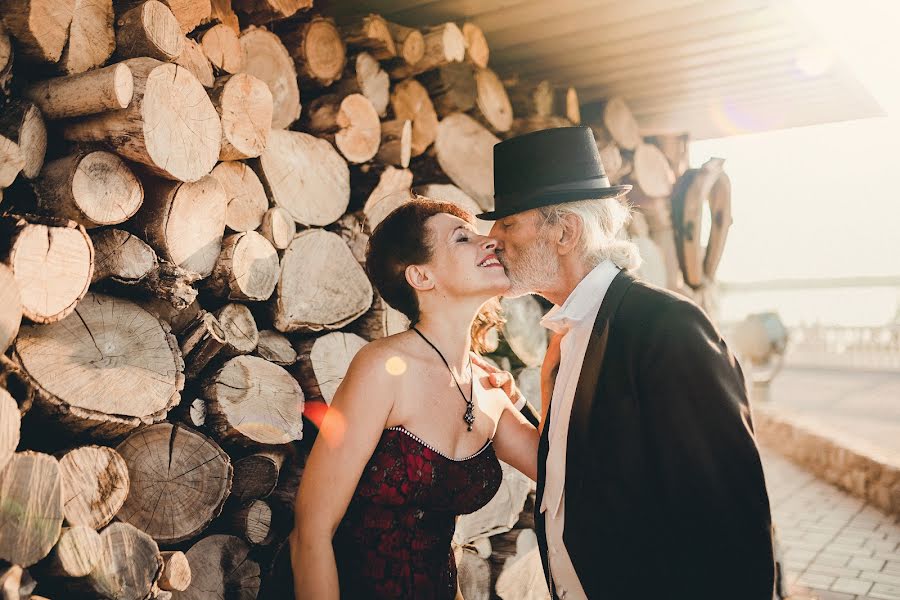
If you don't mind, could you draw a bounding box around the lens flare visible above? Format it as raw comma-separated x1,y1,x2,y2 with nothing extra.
384,356,407,376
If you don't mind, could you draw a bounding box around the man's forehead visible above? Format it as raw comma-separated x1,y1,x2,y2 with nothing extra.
500,209,540,225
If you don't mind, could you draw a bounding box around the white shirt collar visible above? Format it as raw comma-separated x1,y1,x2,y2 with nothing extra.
540,260,620,334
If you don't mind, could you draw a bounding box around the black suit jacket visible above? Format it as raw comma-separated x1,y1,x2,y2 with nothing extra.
535,271,775,599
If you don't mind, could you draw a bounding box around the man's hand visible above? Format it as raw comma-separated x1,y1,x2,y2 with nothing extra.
470,352,522,407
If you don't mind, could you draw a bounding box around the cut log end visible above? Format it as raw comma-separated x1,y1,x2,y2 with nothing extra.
201,23,243,74
115,0,185,62
258,206,295,250
240,27,300,130
59,445,130,529
212,73,272,161
211,161,268,232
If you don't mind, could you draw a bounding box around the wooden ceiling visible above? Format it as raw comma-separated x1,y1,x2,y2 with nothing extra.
324,0,883,139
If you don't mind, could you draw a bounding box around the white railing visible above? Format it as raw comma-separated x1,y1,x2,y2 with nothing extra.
784,324,900,371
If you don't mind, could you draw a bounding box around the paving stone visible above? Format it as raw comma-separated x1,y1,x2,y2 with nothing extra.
830,577,873,595
869,582,900,600
848,557,888,571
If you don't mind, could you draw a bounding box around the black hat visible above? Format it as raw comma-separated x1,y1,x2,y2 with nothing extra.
478,126,631,221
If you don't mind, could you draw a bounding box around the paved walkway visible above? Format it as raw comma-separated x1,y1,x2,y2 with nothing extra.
762,447,900,599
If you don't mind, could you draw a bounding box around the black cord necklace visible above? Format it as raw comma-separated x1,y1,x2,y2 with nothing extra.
411,326,476,431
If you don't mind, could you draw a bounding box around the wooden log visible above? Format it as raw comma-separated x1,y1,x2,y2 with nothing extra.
59,445,129,529
0,564,35,600
1,0,76,62
72,522,163,600
0,21,11,97
272,229,373,333
254,330,297,366
58,0,115,74
63,58,221,182
174,534,260,600
501,296,547,368
90,227,157,283
375,119,411,168
207,0,238,33
200,23,242,74
331,211,368,264
210,74,272,161
645,132,691,178
0,101,46,180
0,354,34,416
419,63,476,117
331,52,389,119
130,174,227,278
293,332,367,405
210,161,268,231
116,423,231,543
42,525,101,578
390,78,438,157
239,27,300,129
455,545,490,600
454,462,532,544
597,141,623,184
386,21,424,66
136,295,201,335
115,0,184,62
14,292,183,439
506,78,554,119
586,96,641,151
361,166,413,230
629,142,675,198
556,85,580,125
495,529,548,600
229,499,272,545
254,129,350,226
434,112,498,212
305,93,381,164
0,452,63,566
232,0,311,24
339,14,396,60
347,293,409,342
34,150,143,228
231,449,286,503
281,16,346,88
24,62,134,119
203,355,304,446
0,388,20,474
387,22,465,79
0,135,24,189
161,0,211,34
0,265,23,354
174,39,214,88
473,67,513,133
415,182,488,233
137,260,200,310
462,22,489,68
206,231,279,301
1,216,93,324
159,550,191,591
179,311,226,381
258,206,295,250
506,115,572,138
214,302,259,356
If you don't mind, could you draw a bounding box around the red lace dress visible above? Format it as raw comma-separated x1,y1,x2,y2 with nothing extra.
333,426,502,599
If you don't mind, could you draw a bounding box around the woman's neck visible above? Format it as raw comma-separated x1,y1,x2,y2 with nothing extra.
413,303,479,377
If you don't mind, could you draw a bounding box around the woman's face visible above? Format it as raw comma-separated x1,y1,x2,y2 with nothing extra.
423,212,510,300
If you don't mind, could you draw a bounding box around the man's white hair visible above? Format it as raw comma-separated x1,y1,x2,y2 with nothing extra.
538,198,642,271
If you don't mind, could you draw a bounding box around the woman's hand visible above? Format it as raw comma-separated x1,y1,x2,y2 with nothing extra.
470,352,522,407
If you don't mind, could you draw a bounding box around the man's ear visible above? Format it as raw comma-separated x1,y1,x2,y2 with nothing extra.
556,213,583,256
405,264,434,292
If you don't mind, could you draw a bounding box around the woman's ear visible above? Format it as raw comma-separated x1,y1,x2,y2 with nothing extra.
556,213,583,256
405,264,434,292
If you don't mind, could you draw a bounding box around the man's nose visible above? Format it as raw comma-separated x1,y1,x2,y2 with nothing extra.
481,236,498,251
488,221,503,241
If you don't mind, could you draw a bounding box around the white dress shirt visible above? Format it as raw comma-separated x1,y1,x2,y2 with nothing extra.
539,259,620,599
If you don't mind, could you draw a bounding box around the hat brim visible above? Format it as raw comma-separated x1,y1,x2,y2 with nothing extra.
477,184,632,221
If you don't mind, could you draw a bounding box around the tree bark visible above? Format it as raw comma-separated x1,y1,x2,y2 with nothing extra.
114,1,184,62
254,330,297,366
129,174,227,278
232,0,311,24
339,14,396,60
347,293,409,342
159,550,191,591
419,63,476,117
0,451,63,566
214,302,259,357
387,22,465,79
386,21,424,66
210,161,268,232
1,216,93,324
210,74,272,161
390,78,438,157
272,229,372,333
116,423,232,543
228,499,272,545
0,134,23,189
58,0,114,74
203,355,304,446
0,101,46,180
376,119,411,168
281,16,346,88
293,332,367,404
0,265,22,354
1,0,76,63
231,448,287,504
180,311,227,381
35,150,143,228
24,62,134,119
174,38,214,88
505,78,554,119
63,58,221,182
206,231,279,301
258,206,295,250
434,112,499,212
175,535,260,600
199,23,242,74
239,27,300,129
305,93,381,164
254,129,350,227
58,445,130,529
14,292,183,439
0,21,11,98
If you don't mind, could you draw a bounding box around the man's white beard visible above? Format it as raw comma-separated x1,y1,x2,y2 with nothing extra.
501,237,558,298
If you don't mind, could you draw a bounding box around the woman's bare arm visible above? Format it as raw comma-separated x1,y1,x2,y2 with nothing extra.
290,344,398,599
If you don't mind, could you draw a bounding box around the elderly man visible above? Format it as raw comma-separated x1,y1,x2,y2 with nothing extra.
479,127,775,599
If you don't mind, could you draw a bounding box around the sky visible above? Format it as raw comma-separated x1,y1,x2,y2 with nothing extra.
687,0,900,285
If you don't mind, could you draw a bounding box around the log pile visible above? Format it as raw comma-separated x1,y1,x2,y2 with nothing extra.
0,2,725,598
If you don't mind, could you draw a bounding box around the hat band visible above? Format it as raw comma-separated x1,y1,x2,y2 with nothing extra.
494,176,614,205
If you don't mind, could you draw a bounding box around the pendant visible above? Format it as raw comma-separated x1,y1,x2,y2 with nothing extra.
464,401,475,432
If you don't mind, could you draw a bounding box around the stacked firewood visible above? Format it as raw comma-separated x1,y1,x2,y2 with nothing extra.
0,1,697,599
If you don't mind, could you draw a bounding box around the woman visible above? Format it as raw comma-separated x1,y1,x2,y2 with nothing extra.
290,199,539,599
